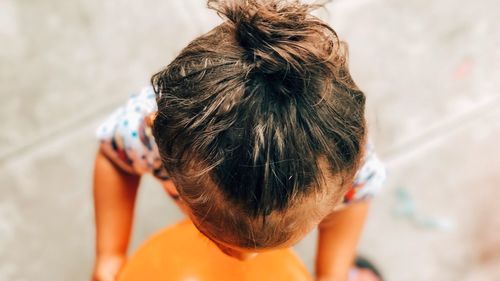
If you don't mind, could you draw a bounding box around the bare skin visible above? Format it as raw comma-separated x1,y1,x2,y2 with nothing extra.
92,149,140,281
316,201,377,281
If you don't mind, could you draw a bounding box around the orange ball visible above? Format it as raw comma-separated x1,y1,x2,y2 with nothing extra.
118,219,312,281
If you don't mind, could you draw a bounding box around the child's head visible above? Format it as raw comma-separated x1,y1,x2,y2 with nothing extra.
151,0,366,255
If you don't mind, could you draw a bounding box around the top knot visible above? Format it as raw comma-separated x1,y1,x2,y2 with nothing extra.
208,0,343,77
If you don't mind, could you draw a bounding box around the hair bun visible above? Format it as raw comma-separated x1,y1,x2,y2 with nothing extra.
208,0,342,77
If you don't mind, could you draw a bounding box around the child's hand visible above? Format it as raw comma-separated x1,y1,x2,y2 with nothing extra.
348,268,381,281
91,255,126,281
316,268,381,281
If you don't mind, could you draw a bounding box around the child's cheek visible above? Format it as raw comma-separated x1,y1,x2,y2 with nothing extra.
162,180,180,198
162,180,192,213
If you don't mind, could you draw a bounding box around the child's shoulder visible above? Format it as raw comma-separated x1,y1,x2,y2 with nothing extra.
343,143,386,204
96,86,157,141
96,86,169,180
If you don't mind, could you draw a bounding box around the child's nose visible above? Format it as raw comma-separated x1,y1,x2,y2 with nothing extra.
231,251,258,261
216,243,258,261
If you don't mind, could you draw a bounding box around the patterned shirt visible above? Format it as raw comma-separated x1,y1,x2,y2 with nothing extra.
96,86,386,204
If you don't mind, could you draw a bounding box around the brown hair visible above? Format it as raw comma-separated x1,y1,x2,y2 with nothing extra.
152,0,366,248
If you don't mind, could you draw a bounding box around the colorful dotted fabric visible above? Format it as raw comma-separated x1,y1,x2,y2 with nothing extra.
96,86,386,203
343,143,386,204
96,86,169,180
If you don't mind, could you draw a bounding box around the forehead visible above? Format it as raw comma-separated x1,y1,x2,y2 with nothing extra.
187,190,340,251
191,214,308,252
179,156,353,250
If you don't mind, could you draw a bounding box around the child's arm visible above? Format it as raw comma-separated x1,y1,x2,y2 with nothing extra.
91,147,141,281
315,201,370,281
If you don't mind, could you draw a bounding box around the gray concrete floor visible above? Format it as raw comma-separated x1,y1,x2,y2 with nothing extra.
1,0,499,280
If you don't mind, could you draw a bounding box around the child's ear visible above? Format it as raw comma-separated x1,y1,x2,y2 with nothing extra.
146,112,157,127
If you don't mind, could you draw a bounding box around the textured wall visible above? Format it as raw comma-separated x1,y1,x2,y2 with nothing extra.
1,0,499,280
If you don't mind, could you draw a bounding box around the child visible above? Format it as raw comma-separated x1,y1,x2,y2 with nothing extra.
91,1,385,281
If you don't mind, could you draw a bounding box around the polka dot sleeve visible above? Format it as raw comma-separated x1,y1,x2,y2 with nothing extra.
95,86,170,180
343,142,386,204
